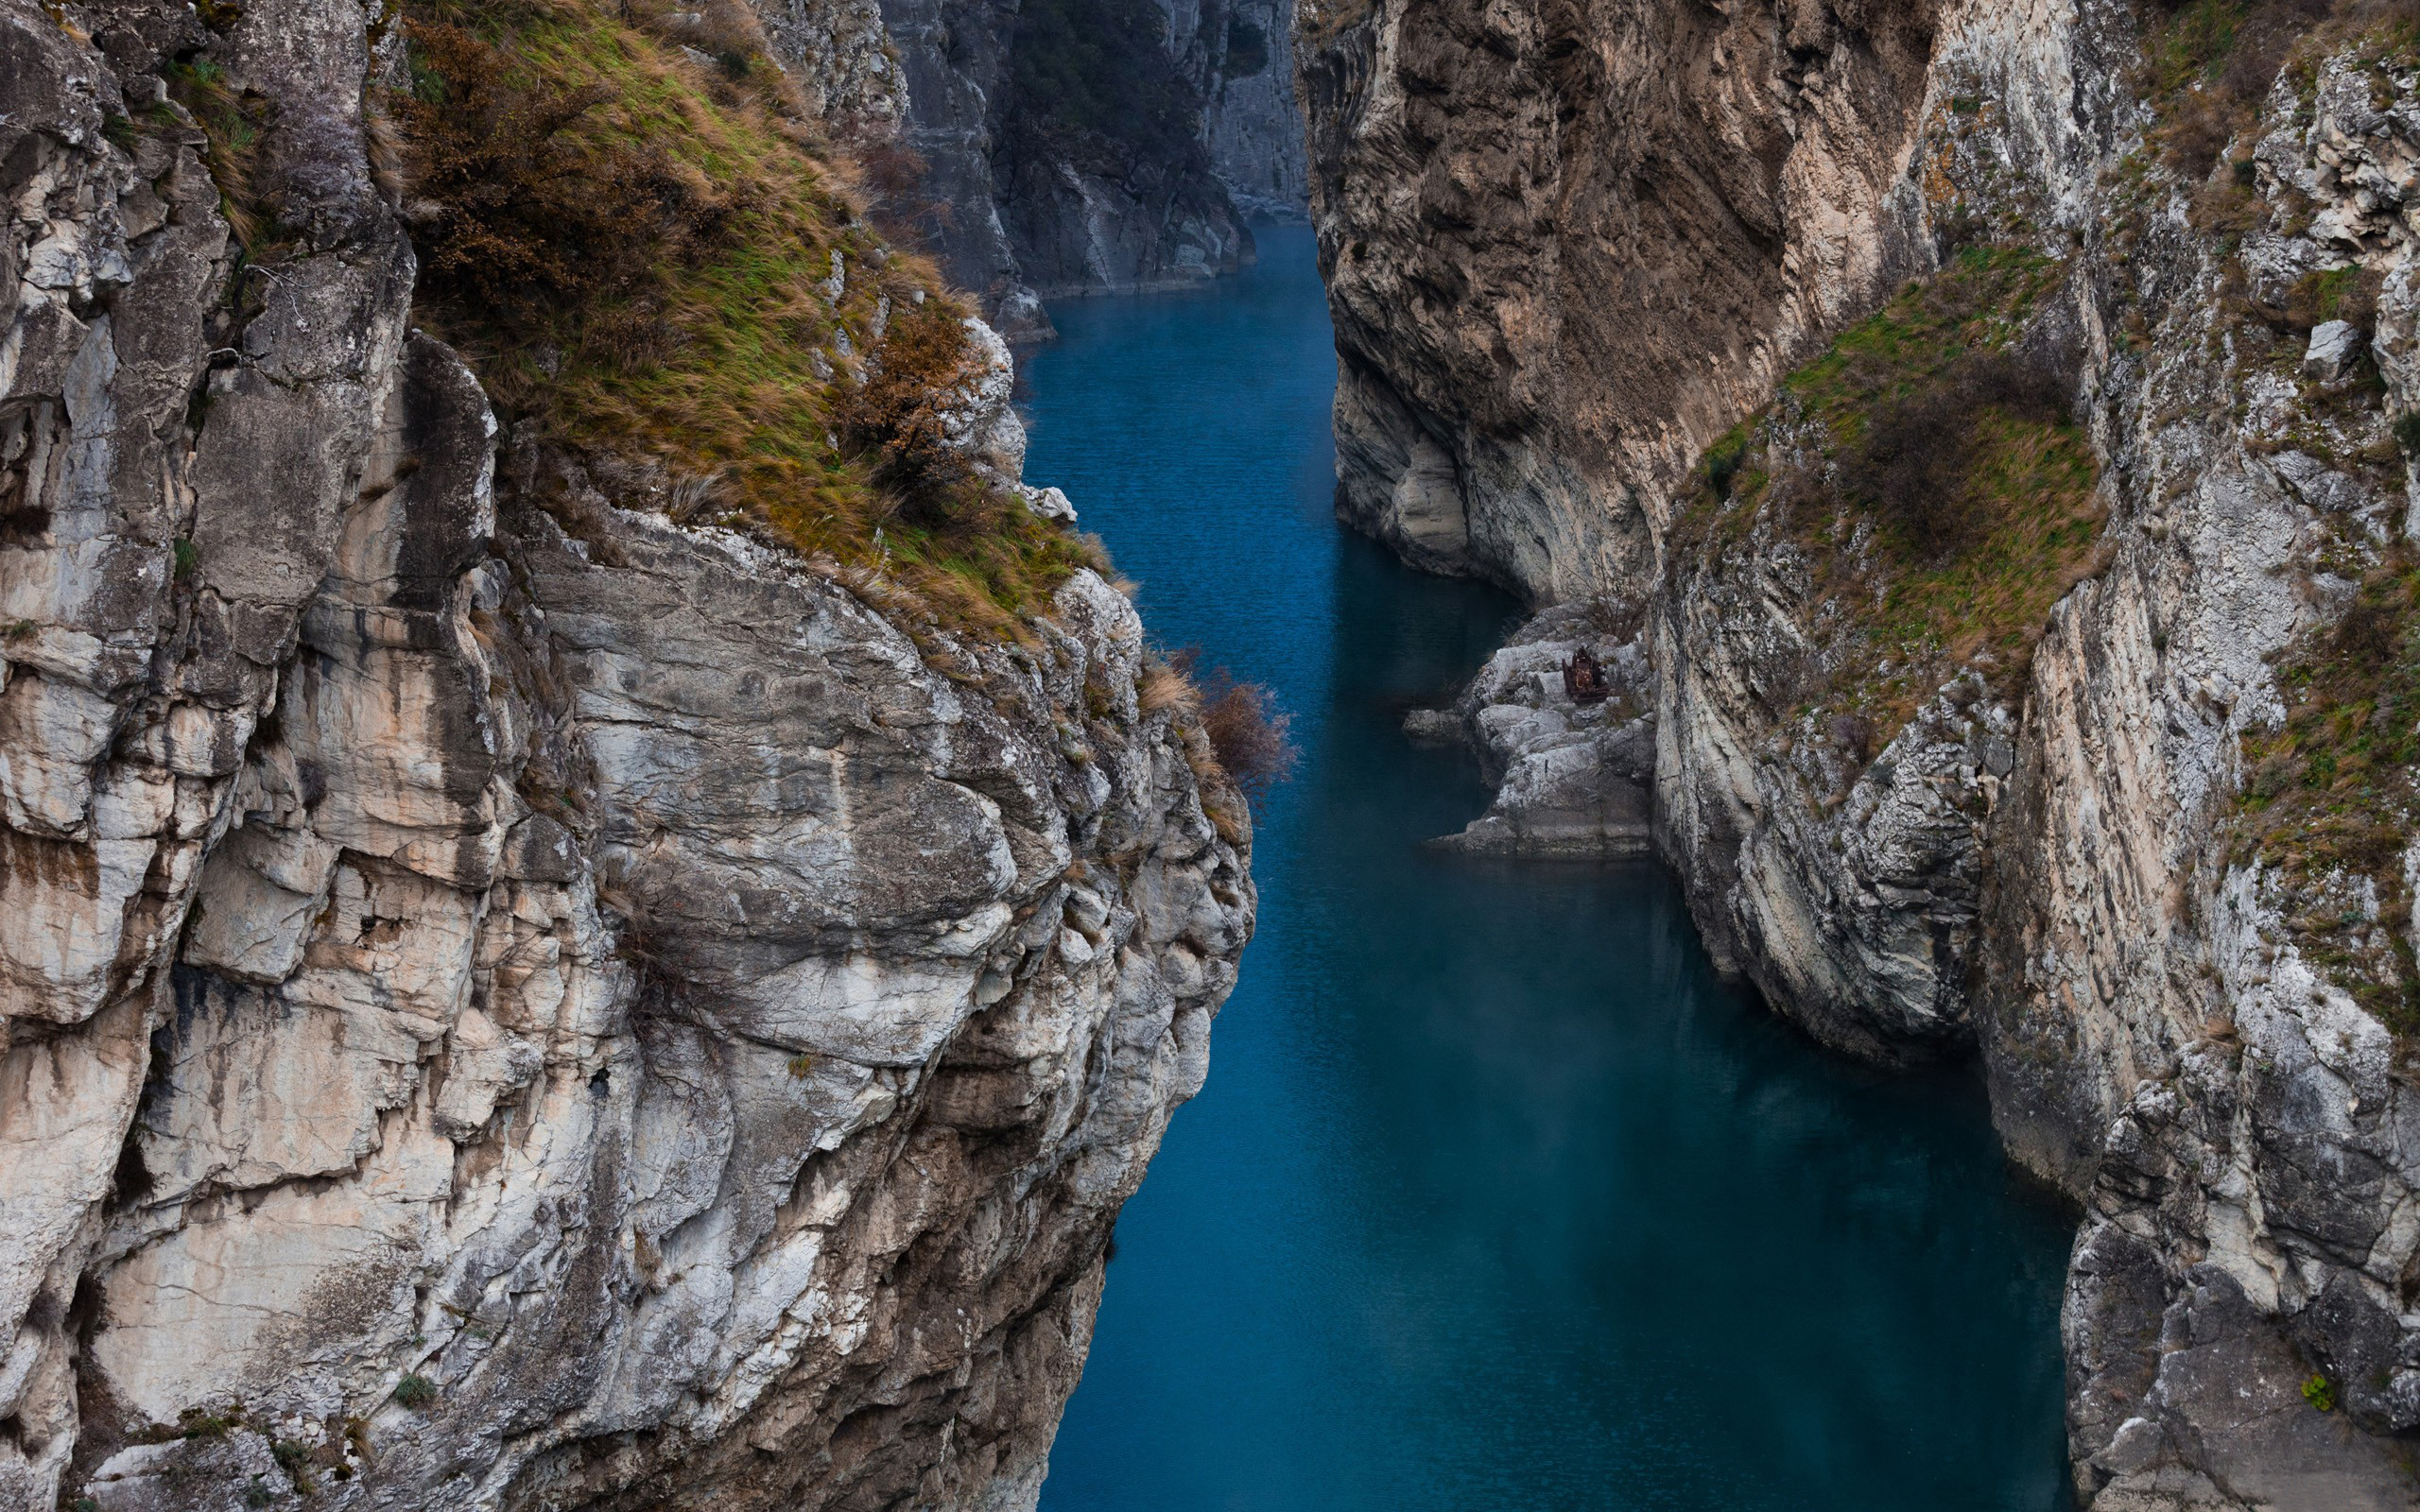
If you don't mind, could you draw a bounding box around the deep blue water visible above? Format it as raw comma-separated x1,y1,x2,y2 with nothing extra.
1017,227,2075,1512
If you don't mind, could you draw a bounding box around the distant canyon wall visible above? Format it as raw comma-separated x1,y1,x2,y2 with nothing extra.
759,0,1306,339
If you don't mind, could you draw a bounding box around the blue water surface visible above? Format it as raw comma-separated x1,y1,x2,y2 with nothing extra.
1018,227,2075,1512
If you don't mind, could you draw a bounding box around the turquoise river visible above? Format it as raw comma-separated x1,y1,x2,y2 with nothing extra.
1017,226,2076,1512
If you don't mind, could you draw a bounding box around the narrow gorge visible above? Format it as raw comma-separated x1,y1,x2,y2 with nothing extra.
10,0,2420,1508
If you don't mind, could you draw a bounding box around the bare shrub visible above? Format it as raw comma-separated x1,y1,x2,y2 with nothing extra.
1172,650,1296,801
849,131,953,246
1203,680,1297,800
1841,352,2073,561
1827,712,1876,765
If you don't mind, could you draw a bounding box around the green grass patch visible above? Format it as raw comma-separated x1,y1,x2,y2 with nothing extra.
392,0,1093,632
1675,245,2104,743
2234,557,2420,1033
1781,244,2065,434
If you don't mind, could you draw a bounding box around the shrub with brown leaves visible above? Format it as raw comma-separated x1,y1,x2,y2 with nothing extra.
1171,651,1296,802
834,301,982,521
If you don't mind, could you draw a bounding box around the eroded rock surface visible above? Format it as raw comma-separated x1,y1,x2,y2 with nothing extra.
1299,0,1945,600
0,5,1252,1510
1407,600,1653,858
814,0,1304,337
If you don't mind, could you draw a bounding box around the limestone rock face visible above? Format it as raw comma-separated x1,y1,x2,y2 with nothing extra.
1306,0,2420,1501
0,6,1252,1511
1298,0,1946,601
1173,0,1312,222
753,0,909,129
819,0,1305,335
1407,600,1653,859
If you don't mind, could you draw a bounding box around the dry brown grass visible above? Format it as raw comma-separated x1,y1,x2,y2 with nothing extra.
390,0,1094,631
1137,660,1201,717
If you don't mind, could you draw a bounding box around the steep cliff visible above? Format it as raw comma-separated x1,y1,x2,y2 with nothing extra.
1176,0,1313,221
0,4,1252,1510
1298,0,1944,600
856,0,1306,336
1312,0,2420,1502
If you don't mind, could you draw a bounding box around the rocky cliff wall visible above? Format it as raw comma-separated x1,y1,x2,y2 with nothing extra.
1297,0,1945,601
825,0,1305,337
1170,0,1313,221
1315,0,2420,1502
0,5,1252,1510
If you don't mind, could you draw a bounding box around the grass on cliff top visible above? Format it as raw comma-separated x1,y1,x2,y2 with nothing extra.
1677,245,2106,743
391,0,1095,631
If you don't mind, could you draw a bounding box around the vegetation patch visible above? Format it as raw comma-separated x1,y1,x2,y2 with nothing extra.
1142,649,1296,837
1005,0,1202,167
1674,245,2106,744
1223,17,1270,77
391,0,1095,630
162,56,277,252
2233,557,2420,1033
2140,0,2420,183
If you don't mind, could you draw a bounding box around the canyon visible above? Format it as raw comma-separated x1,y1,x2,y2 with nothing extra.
1301,0,2420,1503
9,0,2420,1505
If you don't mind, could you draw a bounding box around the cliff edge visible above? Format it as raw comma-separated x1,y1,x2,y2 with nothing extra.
0,3,1253,1508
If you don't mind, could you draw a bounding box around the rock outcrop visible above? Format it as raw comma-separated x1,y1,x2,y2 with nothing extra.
1313,0,2420,1502
1405,599,1653,859
0,5,1252,1511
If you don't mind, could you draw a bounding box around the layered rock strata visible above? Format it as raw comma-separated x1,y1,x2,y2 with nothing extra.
1297,0,1944,600
1316,0,2420,1502
0,6,1252,1511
